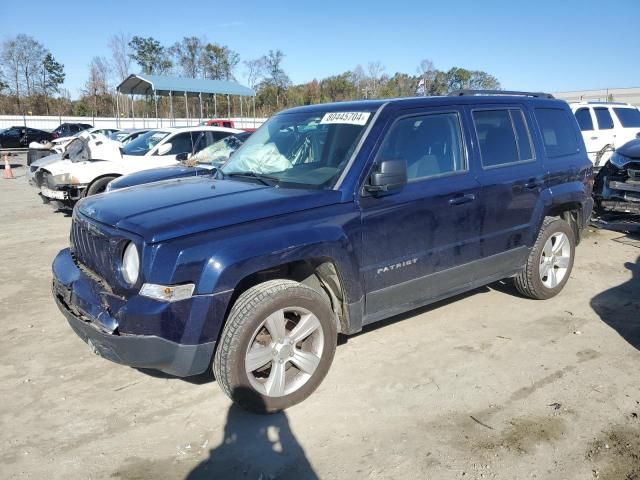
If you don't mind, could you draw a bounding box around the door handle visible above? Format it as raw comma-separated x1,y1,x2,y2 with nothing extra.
524,180,543,189
590,136,599,140
448,193,476,206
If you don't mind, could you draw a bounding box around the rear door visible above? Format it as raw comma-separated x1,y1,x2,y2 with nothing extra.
593,107,616,159
359,106,483,321
574,106,599,163
470,105,542,272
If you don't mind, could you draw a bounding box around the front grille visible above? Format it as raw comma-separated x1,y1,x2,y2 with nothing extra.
70,216,119,286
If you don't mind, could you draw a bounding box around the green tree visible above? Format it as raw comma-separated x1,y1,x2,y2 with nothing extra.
128,36,172,75
170,36,204,77
259,50,290,108
39,52,65,114
201,43,240,80
320,73,355,102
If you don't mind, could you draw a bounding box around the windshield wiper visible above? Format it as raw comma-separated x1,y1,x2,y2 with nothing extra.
222,171,280,186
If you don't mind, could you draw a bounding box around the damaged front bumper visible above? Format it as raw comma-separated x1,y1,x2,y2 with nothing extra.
52,248,226,377
595,160,640,214
39,184,87,209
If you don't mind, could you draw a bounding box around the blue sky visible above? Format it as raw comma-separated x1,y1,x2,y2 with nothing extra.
3,0,639,98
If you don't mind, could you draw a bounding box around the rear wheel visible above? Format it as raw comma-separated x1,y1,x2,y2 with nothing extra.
514,217,575,300
213,279,337,413
86,176,116,196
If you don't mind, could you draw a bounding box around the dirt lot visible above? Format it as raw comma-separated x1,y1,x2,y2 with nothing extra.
1,155,639,480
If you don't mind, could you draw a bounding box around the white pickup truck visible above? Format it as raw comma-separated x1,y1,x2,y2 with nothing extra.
34,125,241,209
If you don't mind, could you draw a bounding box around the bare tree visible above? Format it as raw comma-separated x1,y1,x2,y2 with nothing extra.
1,34,46,110
244,58,265,90
83,56,112,117
351,65,366,98
109,32,133,82
417,58,436,96
366,61,385,98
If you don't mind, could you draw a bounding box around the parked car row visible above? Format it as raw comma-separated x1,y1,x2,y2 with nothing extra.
29,125,247,209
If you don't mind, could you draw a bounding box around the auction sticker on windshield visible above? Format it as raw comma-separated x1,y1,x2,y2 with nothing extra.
320,112,370,125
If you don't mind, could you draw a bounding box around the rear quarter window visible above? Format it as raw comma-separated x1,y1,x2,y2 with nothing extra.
535,108,580,158
613,108,640,128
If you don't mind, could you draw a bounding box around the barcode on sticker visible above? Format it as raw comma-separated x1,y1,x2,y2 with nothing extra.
320,112,371,125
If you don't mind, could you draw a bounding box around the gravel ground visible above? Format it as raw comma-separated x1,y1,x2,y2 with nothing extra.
1,155,639,480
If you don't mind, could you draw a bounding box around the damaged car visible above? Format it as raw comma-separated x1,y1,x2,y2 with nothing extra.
106,131,251,191
594,138,640,215
35,126,241,209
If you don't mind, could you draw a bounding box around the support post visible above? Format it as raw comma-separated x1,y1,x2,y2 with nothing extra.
115,90,120,128
130,94,135,128
253,96,256,128
154,91,159,128
184,92,189,125
199,92,203,124
169,91,174,126
240,95,243,126
214,94,217,117
227,94,230,118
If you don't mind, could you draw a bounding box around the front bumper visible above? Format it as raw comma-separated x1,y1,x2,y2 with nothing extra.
52,248,225,377
39,184,87,209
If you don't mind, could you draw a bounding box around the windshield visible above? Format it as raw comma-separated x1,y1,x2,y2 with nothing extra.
63,137,90,161
122,130,170,156
191,135,245,165
221,110,375,188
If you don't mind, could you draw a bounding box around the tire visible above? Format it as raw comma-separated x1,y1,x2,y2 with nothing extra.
86,176,116,196
213,279,337,413
514,217,575,300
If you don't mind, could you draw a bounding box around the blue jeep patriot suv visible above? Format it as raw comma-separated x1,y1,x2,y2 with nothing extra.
52,91,594,412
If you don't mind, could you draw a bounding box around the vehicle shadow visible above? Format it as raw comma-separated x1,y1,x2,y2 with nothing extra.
186,387,318,480
135,367,215,385
590,255,640,351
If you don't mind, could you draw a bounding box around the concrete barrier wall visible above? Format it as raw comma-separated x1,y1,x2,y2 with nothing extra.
0,116,267,131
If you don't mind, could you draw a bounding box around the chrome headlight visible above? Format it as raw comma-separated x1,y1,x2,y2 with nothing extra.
121,242,140,286
609,152,631,169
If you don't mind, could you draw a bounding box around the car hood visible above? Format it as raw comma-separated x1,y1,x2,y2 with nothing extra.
617,139,640,159
108,164,212,190
32,152,62,168
78,177,342,243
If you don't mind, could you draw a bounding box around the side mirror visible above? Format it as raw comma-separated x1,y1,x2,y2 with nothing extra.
175,152,190,161
155,143,172,156
365,159,407,194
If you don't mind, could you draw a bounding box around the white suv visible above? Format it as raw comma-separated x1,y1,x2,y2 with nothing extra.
570,102,640,165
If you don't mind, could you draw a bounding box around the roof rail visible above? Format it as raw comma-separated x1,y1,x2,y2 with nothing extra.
448,89,555,99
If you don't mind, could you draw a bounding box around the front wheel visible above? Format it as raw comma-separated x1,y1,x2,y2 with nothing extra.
213,279,337,413
86,176,116,196
514,217,575,300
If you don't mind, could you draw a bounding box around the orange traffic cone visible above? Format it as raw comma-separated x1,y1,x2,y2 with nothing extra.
3,154,14,179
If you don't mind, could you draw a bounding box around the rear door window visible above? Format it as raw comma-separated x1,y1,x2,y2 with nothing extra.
575,108,594,131
472,108,534,167
166,132,194,155
594,107,614,130
534,108,580,158
613,108,640,128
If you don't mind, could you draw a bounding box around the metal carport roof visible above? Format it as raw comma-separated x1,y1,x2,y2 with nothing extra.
117,74,255,97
